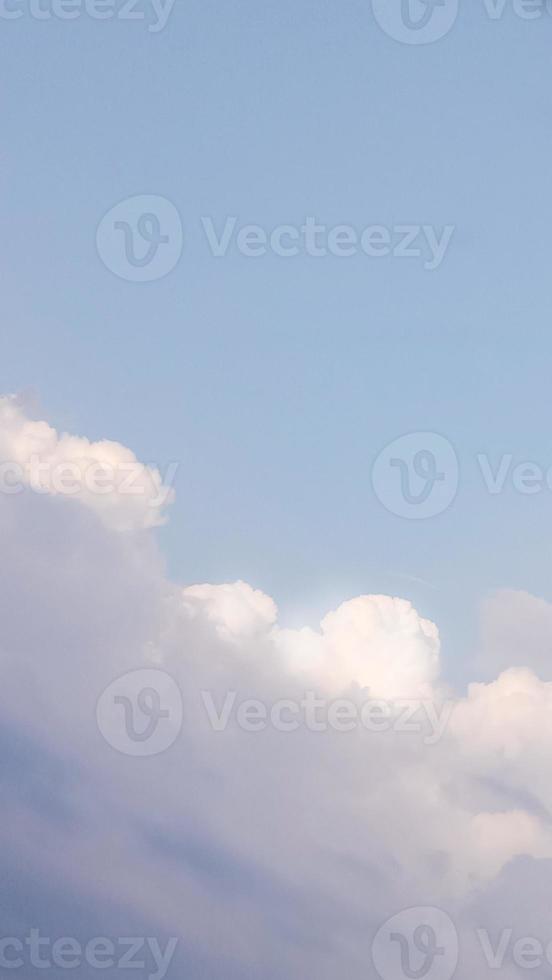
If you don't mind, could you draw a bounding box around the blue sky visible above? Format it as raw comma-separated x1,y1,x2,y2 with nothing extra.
2,0,552,670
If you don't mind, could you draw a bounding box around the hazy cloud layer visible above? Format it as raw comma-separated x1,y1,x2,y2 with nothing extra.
2,401,552,979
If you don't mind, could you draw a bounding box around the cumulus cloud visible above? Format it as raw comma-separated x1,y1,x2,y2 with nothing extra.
0,394,175,531
276,594,441,698
182,580,278,640
2,399,552,979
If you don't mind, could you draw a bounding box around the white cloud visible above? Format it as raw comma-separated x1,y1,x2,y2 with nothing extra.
182,580,278,640
276,594,442,698
0,394,174,531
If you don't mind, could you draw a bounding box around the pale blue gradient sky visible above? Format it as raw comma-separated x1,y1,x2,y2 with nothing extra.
2,0,552,669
